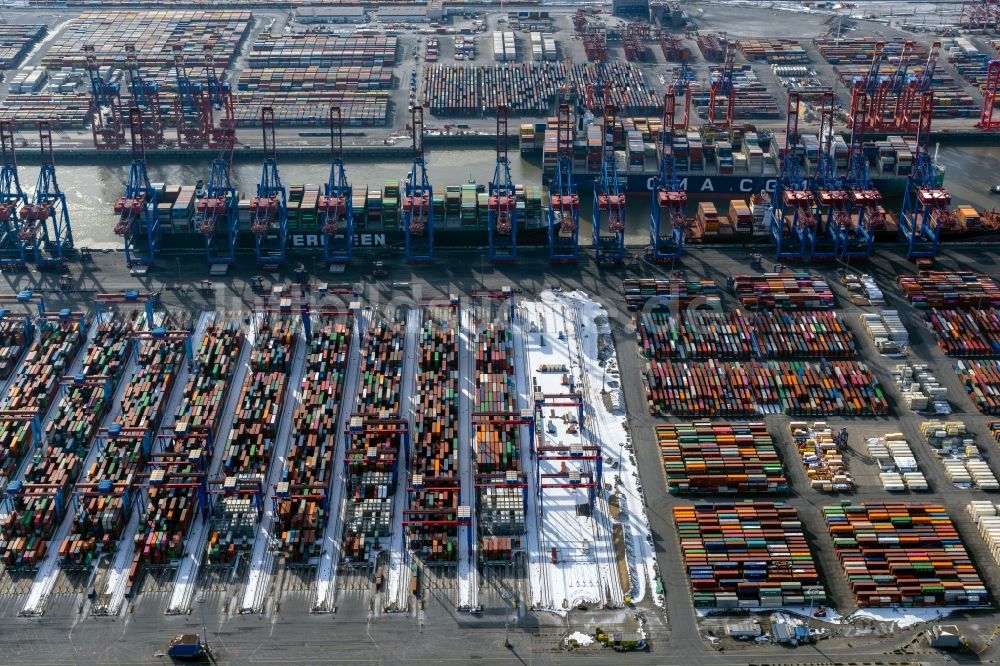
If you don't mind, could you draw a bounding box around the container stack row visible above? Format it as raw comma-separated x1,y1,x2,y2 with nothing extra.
956,360,1000,414
120,326,190,576
790,421,854,492
0,320,130,569
157,322,242,568
62,431,147,567
0,24,46,70
657,422,787,494
0,319,29,381
728,273,835,311
623,277,721,312
342,317,405,563
275,317,352,564
737,39,809,64
637,309,855,360
645,359,889,417
475,318,524,560
927,309,1000,357
421,62,658,116
407,307,460,563
117,319,189,433
212,319,297,556
824,502,988,607
0,318,85,487
920,420,999,491
43,10,251,70
239,33,396,127
897,271,1000,309
864,434,928,492
46,320,132,450
674,502,826,608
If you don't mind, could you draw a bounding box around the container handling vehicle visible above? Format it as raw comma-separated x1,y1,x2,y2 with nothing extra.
166,634,207,660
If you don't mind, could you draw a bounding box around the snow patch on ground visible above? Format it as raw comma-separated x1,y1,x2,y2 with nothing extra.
564,631,594,647
849,607,962,629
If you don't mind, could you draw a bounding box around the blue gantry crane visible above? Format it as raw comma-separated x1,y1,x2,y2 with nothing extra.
320,106,353,266
0,121,27,269
124,44,164,150
404,105,434,262
649,89,686,263
114,107,160,268
807,90,841,260
172,44,207,150
488,104,517,262
83,44,125,150
251,107,288,269
769,91,811,261
593,103,626,264
197,131,238,266
548,104,579,263
899,90,948,263
839,84,879,260
20,122,74,267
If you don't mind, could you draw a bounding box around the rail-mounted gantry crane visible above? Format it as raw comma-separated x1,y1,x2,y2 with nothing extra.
807,90,842,260
547,104,579,263
839,84,879,259
893,41,940,133
84,45,125,150
899,91,948,263
114,107,160,268
319,107,353,266
124,44,164,150
488,105,517,262
172,45,207,150
403,105,434,263
769,91,812,261
593,103,625,264
979,59,1000,130
251,107,288,269
20,122,74,267
0,121,27,268
196,126,238,266
649,89,685,262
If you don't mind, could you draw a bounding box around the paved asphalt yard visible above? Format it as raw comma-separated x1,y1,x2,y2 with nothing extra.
0,242,998,665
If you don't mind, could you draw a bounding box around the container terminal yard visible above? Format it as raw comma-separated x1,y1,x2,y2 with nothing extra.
4,1,1000,665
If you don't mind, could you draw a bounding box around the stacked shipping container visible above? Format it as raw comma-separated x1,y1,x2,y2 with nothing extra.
406,307,460,563
1,320,130,568
211,318,297,557
657,423,787,494
645,360,888,417
674,502,826,608
275,317,352,564
825,502,988,607
342,317,405,563
0,318,85,488
475,318,525,559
